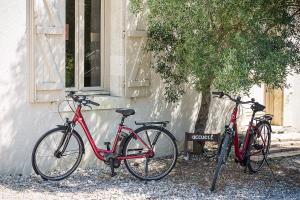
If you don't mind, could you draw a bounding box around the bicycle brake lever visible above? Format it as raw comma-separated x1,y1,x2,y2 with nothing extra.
86,105,92,110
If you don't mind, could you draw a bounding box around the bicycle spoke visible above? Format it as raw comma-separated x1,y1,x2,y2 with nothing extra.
36,147,54,154
250,150,262,156
62,149,79,156
36,154,54,157
247,122,271,173
33,129,83,180
152,131,162,146
260,129,266,142
45,139,55,151
145,158,149,179
124,127,177,181
145,130,153,149
151,154,175,160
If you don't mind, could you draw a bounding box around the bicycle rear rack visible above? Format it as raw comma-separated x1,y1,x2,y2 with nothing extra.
254,114,273,124
135,121,169,127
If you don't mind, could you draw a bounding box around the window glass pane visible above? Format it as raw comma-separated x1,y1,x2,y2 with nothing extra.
65,0,75,88
84,0,101,87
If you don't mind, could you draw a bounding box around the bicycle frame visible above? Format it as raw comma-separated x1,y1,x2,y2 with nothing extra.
228,106,255,163
71,105,154,161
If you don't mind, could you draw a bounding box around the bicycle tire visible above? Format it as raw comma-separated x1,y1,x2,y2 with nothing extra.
218,134,232,162
123,126,178,181
32,127,84,181
211,132,231,191
247,121,271,173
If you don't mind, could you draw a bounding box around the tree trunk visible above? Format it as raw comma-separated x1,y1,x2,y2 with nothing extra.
193,89,212,154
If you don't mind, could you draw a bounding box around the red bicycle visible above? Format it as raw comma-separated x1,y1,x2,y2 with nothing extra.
32,91,178,181
211,92,272,191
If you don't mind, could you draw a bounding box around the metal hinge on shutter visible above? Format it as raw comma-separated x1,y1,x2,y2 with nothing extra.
122,30,126,39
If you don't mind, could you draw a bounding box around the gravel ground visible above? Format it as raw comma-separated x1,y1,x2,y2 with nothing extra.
0,155,299,200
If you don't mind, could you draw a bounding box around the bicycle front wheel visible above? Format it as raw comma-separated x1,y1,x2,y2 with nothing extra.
211,132,231,191
32,127,84,181
123,126,178,181
248,122,271,173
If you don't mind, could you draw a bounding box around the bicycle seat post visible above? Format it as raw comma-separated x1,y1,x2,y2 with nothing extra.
120,116,126,125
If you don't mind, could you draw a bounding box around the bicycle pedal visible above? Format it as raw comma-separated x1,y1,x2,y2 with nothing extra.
108,158,118,177
113,160,121,168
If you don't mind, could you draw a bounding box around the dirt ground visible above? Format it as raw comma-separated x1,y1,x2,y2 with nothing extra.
0,154,299,200
174,154,300,191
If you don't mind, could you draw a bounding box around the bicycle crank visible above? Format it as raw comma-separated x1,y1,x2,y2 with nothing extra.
253,144,264,151
108,158,120,177
104,153,121,168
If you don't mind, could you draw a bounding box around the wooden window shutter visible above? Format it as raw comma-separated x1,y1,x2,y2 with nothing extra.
30,0,65,102
124,1,151,98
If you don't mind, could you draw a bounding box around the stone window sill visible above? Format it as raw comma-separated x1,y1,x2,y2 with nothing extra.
59,95,130,112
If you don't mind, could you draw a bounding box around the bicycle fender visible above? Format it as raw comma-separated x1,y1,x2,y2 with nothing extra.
56,125,68,129
256,121,272,133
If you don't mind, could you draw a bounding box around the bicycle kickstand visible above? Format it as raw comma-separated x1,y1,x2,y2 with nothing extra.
109,158,117,177
244,159,249,173
144,157,149,184
263,152,276,178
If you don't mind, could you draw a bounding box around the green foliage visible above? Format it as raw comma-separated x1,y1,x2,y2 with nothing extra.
130,0,300,102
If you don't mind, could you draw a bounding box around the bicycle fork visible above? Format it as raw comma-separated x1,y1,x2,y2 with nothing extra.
54,118,75,158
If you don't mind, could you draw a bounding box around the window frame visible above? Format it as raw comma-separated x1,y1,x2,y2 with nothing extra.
66,0,109,94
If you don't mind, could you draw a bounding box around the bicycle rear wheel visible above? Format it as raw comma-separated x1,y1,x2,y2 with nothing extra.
211,132,231,191
247,122,271,173
123,126,178,181
32,127,84,181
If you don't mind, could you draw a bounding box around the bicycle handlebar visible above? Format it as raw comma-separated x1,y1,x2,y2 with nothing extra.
67,91,100,107
212,91,255,105
86,100,100,106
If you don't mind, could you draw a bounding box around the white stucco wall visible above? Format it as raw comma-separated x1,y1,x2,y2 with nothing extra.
247,79,300,132
283,74,300,131
1,0,299,176
240,85,265,127
0,0,203,175
0,1,69,175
